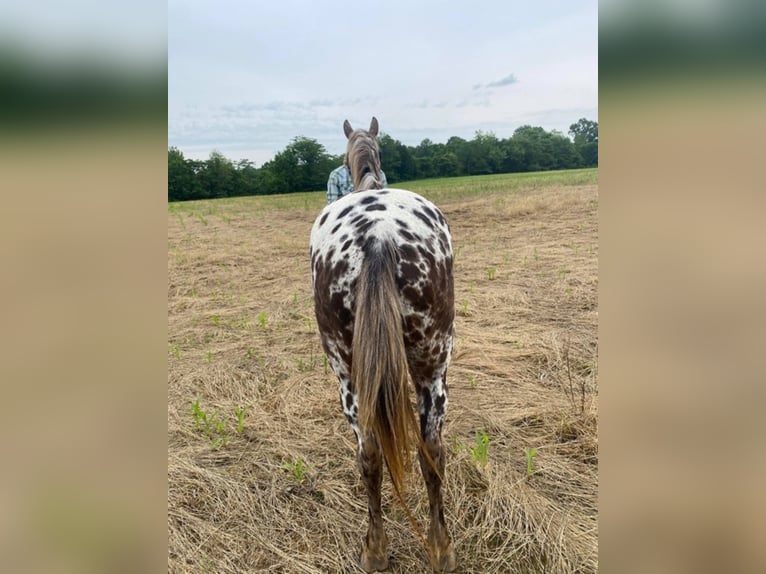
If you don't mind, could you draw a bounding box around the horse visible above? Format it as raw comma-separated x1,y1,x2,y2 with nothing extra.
309,117,456,572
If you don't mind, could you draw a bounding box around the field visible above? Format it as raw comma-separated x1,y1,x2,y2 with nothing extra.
168,168,599,573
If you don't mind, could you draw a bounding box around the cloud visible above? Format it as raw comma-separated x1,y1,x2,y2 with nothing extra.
456,97,491,108
487,73,518,88
474,73,518,90
405,99,450,109
217,95,382,119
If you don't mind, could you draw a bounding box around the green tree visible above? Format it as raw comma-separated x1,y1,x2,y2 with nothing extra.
198,150,236,198
444,136,469,175
378,133,402,182
396,141,416,181
434,152,459,177
471,131,505,174
550,131,580,169
260,156,292,195
513,125,556,172
569,118,598,144
499,138,525,173
569,118,598,166
168,147,200,201
233,159,268,196
415,156,436,179
267,136,334,193
289,136,335,191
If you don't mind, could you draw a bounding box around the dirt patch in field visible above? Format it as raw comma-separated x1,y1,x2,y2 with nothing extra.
168,183,598,573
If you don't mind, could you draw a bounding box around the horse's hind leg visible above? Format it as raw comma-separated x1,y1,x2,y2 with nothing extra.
358,433,389,572
415,368,456,572
335,372,389,571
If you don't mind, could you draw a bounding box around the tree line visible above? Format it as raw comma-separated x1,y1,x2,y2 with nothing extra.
168,118,597,201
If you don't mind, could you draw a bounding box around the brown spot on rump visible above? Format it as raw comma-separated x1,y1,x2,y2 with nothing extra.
330,258,349,282
417,244,436,268
356,219,375,234
427,261,455,334
406,315,423,329
406,328,424,345
313,256,328,294
421,282,435,303
399,261,420,282
329,291,353,333
365,204,386,212
398,228,415,242
402,285,428,312
399,243,420,262
408,353,436,382
413,210,434,229
421,205,438,221
403,315,424,338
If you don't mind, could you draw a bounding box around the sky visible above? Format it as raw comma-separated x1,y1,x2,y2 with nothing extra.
169,0,598,167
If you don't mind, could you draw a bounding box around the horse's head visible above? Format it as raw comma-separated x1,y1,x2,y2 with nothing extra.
343,117,383,191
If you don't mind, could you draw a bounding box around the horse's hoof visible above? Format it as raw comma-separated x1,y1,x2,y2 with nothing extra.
360,546,389,572
434,543,456,572
359,544,388,572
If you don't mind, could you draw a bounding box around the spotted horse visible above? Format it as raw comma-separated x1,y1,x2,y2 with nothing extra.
310,117,456,572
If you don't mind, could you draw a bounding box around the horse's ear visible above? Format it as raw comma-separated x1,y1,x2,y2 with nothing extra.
369,117,379,137
343,120,353,138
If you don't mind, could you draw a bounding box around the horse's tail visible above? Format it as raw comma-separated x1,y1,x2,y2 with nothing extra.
352,239,417,499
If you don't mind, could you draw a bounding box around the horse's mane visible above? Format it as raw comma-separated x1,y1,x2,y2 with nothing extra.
345,120,383,191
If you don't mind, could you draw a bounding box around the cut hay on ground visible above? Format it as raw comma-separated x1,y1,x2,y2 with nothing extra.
168,182,598,573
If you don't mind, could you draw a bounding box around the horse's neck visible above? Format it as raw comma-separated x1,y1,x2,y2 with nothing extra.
357,172,383,191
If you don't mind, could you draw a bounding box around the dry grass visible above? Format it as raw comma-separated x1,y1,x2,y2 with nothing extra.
168,179,598,573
